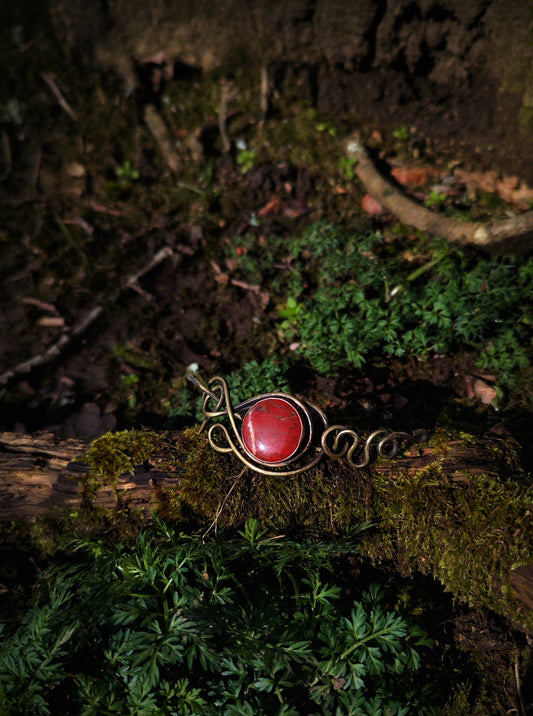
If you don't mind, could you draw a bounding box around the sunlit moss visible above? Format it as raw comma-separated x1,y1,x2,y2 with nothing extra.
163,426,533,631
67,423,533,630
79,429,166,503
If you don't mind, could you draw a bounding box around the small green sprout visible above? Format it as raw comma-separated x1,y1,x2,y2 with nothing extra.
114,160,139,180
278,296,303,334
236,146,256,174
424,190,447,209
393,125,410,141
120,372,139,408
338,155,359,181
315,120,337,137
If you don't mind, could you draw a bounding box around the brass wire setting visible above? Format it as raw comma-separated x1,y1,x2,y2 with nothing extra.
188,374,428,477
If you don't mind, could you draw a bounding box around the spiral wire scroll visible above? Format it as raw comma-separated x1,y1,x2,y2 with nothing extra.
321,425,428,468
188,374,244,455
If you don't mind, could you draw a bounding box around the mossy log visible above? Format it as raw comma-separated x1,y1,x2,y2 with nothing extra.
0,427,532,631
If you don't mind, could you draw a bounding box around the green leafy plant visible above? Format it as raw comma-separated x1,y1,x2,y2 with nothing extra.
236,146,256,174
166,358,291,425
226,356,291,403
224,233,293,291
106,160,141,199
120,372,139,408
278,296,303,335
225,222,532,386
0,519,435,715
315,120,337,137
283,225,532,383
114,159,139,181
424,190,447,209
338,154,359,181
392,126,410,142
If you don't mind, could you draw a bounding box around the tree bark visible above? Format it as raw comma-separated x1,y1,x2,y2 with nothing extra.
0,431,180,520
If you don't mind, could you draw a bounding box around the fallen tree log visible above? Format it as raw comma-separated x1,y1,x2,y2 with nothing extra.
0,427,515,520
0,430,182,520
0,427,531,631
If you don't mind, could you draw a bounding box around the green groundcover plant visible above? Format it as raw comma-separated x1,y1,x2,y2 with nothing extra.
0,519,435,715
226,223,533,384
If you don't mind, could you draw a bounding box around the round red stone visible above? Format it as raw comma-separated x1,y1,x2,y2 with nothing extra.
242,397,303,464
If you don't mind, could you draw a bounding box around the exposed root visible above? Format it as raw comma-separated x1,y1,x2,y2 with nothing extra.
218,80,240,154
344,137,533,254
143,104,181,174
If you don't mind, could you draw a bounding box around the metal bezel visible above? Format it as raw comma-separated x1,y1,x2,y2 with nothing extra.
236,393,312,467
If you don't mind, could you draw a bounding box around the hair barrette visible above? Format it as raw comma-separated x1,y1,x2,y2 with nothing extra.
188,373,428,476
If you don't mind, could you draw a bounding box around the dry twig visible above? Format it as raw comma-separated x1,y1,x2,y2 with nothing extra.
202,468,247,538
0,247,175,387
40,72,78,121
515,652,526,716
143,104,180,173
259,63,269,123
219,81,240,154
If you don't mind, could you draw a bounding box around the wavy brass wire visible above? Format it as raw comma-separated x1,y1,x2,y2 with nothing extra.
209,420,326,476
190,374,248,454
322,425,427,468
188,374,327,477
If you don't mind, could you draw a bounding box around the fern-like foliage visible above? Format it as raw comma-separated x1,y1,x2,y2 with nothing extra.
0,519,435,715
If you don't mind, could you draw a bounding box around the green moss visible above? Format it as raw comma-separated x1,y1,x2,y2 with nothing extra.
425,428,476,454
369,465,532,623
164,426,235,523
166,426,533,631
79,429,165,504
66,424,533,630
172,427,358,534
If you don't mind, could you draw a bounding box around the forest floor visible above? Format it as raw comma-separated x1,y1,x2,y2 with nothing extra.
1,20,533,715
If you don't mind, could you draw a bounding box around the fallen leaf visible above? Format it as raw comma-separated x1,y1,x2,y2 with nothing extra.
225,258,240,272
362,193,384,215
473,378,498,406
465,375,498,405
455,169,533,207
496,176,533,206
282,200,308,218
66,161,86,178
258,197,281,216
391,165,440,187
455,169,498,193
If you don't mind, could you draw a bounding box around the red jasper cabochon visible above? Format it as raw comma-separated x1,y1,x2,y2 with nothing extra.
242,397,304,464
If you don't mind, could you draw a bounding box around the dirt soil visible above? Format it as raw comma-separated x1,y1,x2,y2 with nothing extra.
1,4,533,713
1,30,532,440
